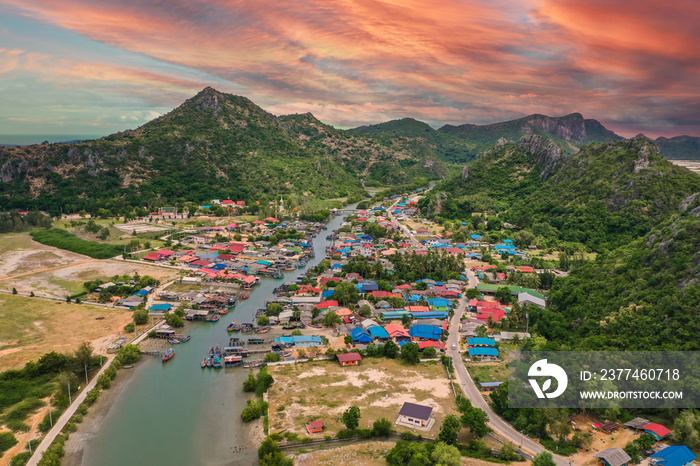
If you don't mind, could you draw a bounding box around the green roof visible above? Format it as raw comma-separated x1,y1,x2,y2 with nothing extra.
476,283,545,299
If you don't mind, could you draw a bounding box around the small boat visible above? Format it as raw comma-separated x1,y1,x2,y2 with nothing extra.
243,361,266,368
179,335,191,343
282,333,292,337
201,359,207,368
168,338,180,345
212,356,222,369
227,321,239,332
207,314,220,322
239,292,250,299
248,337,265,344
206,358,213,368
218,308,229,315
162,348,175,362
255,327,270,334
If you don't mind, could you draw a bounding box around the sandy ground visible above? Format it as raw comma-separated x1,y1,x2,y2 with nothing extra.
3,259,180,298
61,362,140,466
0,236,89,279
267,359,458,439
569,414,641,465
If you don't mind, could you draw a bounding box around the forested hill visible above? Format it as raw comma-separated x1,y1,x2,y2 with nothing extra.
420,135,700,252
0,88,446,214
438,112,623,154
347,118,480,164
534,196,700,350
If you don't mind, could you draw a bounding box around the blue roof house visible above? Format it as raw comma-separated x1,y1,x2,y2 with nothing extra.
351,327,373,343
409,324,442,340
651,446,697,466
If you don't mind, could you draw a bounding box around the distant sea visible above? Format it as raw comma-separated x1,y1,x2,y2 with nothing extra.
0,134,105,146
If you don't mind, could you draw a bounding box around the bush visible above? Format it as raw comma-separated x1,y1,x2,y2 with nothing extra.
10,451,31,466
357,428,372,438
263,352,280,363
165,313,184,328
336,429,356,439
65,422,78,433
31,230,122,259
124,322,135,332
71,413,83,424
77,403,89,415
0,432,18,456
268,433,284,441
5,420,29,432
38,408,62,433
116,344,141,364
84,389,99,406
372,417,393,437
241,399,269,422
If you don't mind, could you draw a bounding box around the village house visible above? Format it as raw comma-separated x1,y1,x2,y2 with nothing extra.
306,420,324,435
336,352,362,366
593,448,632,466
396,402,434,430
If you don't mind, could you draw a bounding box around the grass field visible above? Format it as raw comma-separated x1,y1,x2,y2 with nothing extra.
0,294,131,371
266,358,458,439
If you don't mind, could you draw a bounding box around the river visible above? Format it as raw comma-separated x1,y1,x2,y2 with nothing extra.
80,207,355,466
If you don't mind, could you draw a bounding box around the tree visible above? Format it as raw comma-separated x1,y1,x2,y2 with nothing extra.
383,340,398,358
366,343,380,357
243,373,257,392
333,281,360,306
341,405,361,430
358,305,372,318
257,315,270,326
74,341,93,374
401,314,412,326
372,417,393,437
495,286,512,304
422,346,437,359
266,303,283,316
401,342,421,364
431,442,462,466
124,322,135,333
514,230,536,248
465,288,480,299
344,335,353,345
11,287,17,294
459,398,490,438
133,308,148,325
438,415,462,445
533,451,556,466
264,352,281,363
97,227,110,240
296,348,306,358
671,409,700,449
322,310,341,327
165,313,184,327
258,438,292,466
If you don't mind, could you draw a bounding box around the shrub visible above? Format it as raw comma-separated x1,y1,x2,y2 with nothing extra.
124,323,135,332
84,389,99,406
71,413,83,424
30,230,122,259
77,403,89,415
133,309,149,325
96,373,111,389
10,451,31,466
65,422,78,433
0,432,18,456
357,428,372,438
336,429,356,439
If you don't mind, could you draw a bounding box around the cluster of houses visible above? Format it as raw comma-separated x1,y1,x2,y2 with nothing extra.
592,419,695,466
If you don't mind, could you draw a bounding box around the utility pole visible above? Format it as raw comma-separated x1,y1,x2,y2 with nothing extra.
27,427,32,454
525,312,529,336
68,382,72,404
84,362,89,384
48,399,53,427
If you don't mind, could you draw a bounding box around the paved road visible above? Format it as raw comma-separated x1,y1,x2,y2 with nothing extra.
388,196,570,465
445,281,571,465
27,323,163,466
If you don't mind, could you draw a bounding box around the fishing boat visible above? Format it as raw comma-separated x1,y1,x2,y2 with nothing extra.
162,348,175,362
178,335,191,343
239,292,250,299
224,355,243,367
201,359,207,368
255,327,271,334
206,357,213,368
218,308,229,315
282,333,292,337
243,361,266,368
168,338,180,345
241,323,254,332
248,337,265,344
212,355,222,369
227,321,240,332
207,314,220,322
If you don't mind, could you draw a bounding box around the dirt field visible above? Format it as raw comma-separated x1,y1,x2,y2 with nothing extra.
266,358,459,439
0,294,132,370
3,259,179,298
294,441,395,466
0,235,89,279
568,414,641,465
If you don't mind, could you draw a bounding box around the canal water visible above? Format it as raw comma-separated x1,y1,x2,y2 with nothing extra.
81,208,354,466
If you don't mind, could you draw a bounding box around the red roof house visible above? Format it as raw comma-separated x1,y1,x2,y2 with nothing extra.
337,352,362,366
307,420,324,434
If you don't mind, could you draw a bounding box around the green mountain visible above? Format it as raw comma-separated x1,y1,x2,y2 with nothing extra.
536,196,700,350
0,88,447,214
654,135,700,160
438,112,623,154
278,114,446,186
421,135,700,251
347,117,479,164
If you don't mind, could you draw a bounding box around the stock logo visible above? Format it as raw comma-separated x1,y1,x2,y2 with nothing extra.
528,359,568,399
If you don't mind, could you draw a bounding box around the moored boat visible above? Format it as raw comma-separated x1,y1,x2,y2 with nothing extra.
162,348,175,362
201,359,207,368
255,327,270,334
239,292,250,299
227,321,239,332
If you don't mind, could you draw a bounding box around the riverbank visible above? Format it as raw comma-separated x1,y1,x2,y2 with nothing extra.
61,361,141,466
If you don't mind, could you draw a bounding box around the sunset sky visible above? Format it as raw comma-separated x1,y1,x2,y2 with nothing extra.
1,0,699,142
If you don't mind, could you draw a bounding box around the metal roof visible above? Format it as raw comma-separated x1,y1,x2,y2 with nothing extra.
398,402,433,421
593,448,632,466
